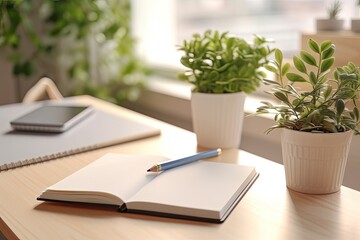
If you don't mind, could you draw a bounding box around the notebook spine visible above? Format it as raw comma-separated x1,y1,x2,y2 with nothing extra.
0,145,98,172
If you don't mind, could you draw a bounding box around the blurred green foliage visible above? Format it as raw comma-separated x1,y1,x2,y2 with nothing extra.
0,0,147,104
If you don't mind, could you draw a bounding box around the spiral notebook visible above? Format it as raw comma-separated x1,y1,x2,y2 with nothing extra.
0,101,160,171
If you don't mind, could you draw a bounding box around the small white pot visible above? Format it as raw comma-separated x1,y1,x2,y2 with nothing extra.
351,19,360,33
191,92,246,149
316,19,344,31
281,128,352,194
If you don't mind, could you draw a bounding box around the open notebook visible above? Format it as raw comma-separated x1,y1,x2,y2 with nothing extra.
0,101,160,171
37,153,258,223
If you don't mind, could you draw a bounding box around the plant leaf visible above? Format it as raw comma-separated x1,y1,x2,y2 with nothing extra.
322,44,335,59
309,71,317,86
335,99,345,116
264,64,278,74
275,49,283,65
354,107,360,121
308,39,320,53
288,84,300,97
286,73,307,82
323,84,332,99
274,91,290,105
214,63,231,72
282,63,291,76
263,78,280,86
320,40,333,52
293,56,307,74
300,51,317,66
320,57,334,73
323,119,338,133
208,71,220,80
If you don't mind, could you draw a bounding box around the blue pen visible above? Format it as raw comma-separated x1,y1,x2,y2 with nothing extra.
147,149,222,172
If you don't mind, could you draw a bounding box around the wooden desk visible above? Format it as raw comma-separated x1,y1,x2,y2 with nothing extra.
0,96,359,239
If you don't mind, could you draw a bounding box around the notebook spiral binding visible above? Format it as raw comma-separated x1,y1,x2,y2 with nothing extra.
0,145,98,172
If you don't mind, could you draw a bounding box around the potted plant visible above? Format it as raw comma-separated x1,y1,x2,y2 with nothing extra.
351,0,360,33
178,30,274,148
316,0,344,31
256,38,360,194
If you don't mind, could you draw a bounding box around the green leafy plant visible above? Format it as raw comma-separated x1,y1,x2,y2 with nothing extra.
0,0,147,104
256,39,360,134
177,30,274,94
328,0,342,19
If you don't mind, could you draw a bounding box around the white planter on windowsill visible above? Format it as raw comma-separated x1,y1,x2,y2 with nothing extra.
191,92,246,149
281,128,352,194
316,18,344,31
351,19,360,33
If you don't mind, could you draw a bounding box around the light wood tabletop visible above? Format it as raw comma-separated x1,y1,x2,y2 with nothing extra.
0,95,359,240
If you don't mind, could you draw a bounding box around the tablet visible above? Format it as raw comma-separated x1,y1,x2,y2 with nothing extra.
10,105,93,133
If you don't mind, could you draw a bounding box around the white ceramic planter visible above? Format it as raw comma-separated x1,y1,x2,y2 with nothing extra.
281,128,352,194
191,92,246,149
351,19,360,33
316,19,344,31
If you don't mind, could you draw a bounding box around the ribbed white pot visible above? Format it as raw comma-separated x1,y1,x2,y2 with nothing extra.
191,92,246,149
281,128,352,194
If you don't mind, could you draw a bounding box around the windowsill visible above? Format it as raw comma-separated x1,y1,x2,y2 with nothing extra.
123,74,360,191
142,74,275,116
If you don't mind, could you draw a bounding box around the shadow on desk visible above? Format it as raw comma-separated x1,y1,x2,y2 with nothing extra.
34,202,211,226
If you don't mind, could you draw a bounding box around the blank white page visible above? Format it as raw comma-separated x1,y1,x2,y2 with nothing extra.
127,161,256,219
41,153,167,205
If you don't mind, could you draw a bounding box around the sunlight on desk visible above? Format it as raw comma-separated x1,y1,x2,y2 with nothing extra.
0,96,359,240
